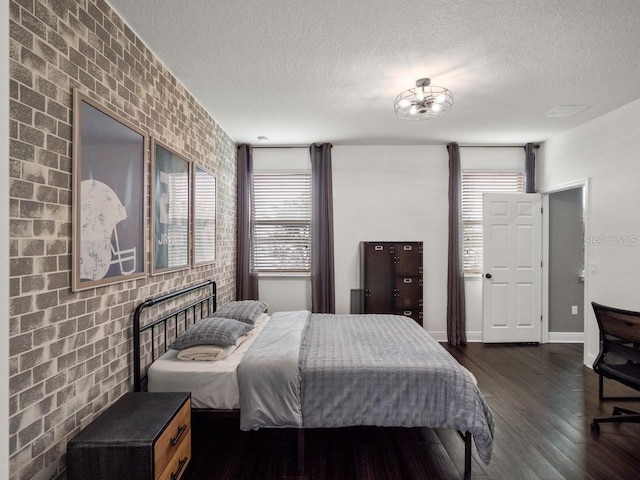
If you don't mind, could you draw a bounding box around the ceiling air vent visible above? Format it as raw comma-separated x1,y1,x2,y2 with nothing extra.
544,105,589,118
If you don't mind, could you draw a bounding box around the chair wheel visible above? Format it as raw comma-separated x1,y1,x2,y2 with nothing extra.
591,421,600,433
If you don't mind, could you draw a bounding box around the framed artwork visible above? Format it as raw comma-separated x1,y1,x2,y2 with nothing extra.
151,139,190,274
192,164,216,265
72,90,147,291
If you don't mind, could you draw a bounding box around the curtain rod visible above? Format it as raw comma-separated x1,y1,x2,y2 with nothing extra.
250,145,309,149
249,144,540,149
459,144,540,148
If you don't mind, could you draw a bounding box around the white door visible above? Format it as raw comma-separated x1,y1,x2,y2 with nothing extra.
482,193,542,343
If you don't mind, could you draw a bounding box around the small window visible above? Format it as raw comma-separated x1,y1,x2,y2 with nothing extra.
252,171,311,273
461,171,525,274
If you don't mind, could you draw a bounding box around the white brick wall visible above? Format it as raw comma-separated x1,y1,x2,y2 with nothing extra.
8,1,237,478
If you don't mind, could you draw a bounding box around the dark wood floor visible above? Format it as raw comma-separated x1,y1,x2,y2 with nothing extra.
187,343,640,479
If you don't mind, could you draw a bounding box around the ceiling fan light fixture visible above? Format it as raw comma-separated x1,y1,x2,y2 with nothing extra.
394,77,453,120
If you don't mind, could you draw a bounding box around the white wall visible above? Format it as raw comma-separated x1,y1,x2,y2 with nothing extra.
254,145,451,332
259,277,311,312
539,97,640,366
332,146,449,335
255,145,526,339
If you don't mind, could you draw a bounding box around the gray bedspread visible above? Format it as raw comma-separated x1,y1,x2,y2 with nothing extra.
237,310,307,430
238,311,494,464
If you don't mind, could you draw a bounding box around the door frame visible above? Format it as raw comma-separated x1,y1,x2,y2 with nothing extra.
540,178,591,364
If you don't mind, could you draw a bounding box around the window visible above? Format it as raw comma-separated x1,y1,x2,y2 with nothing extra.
461,171,525,274
252,171,312,273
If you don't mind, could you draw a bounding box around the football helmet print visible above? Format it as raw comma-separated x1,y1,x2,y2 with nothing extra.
80,179,137,280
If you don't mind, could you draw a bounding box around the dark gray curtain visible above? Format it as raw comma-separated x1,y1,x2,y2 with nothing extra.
446,142,467,345
236,145,259,300
524,143,538,193
310,143,335,313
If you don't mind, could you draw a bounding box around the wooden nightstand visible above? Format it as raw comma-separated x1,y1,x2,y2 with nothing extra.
67,392,191,480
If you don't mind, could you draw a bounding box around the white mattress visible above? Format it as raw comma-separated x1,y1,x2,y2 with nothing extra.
147,314,269,409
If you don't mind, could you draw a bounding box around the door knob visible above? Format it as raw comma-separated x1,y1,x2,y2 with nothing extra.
485,273,492,279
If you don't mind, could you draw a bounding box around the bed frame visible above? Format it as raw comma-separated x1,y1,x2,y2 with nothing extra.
132,280,474,479
133,279,218,393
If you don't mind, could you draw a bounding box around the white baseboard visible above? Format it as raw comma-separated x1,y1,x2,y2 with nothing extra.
427,330,584,343
466,331,483,342
426,331,447,342
547,331,584,343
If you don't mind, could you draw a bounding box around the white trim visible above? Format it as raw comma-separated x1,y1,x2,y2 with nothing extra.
432,329,584,344
547,332,585,343
585,353,597,369
427,331,447,342
541,178,591,366
542,193,550,344
466,330,484,342
1,0,10,475
539,178,590,194
583,179,593,368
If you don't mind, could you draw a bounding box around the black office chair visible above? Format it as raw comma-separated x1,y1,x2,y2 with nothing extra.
590,302,640,433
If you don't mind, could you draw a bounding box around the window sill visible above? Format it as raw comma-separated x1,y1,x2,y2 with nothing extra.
464,273,482,280
256,272,311,278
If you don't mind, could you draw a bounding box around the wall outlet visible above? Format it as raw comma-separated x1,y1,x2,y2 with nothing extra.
571,305,578,315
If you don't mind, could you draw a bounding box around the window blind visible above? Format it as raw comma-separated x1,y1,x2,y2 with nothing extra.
252,172,312,272
461,171,525,273
166,172,189,266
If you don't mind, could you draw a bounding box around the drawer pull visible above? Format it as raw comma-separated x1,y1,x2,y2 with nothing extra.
404,311,412,316
170,424,188,446
404,245,412,250
171,456,188,480
375,245,383,250
403,278,412,283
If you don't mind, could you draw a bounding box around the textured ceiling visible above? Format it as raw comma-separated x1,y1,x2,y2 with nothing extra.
107,0,640,146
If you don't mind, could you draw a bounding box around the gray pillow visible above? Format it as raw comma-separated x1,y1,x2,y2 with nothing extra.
169,317,253,350
215,300,268,324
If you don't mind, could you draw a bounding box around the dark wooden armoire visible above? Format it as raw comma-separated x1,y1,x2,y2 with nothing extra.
360,241,423,325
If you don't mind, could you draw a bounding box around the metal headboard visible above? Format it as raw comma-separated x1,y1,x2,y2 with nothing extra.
133,280,216,392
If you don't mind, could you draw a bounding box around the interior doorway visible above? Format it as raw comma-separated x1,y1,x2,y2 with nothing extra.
542,180,588,349
547,187,585,341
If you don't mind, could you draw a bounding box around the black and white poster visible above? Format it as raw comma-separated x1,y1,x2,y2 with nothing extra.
152,140,190,274
72,91,147,291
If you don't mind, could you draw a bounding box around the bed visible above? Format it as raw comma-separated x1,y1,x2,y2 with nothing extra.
133,280,494,479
